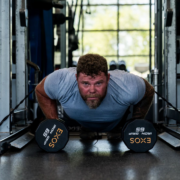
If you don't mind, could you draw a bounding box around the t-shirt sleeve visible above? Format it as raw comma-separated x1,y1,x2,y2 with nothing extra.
125,74,146,105
44,68,77,102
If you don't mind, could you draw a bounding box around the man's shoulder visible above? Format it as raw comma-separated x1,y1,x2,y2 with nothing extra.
109,70,133,84
51,67,76,80
55,67,76,75
44,67,78,100
108,70,145,104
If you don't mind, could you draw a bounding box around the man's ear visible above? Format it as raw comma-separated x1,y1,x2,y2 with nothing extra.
107,73,110,82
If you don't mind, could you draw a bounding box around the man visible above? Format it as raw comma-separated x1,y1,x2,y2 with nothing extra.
35,54,154,140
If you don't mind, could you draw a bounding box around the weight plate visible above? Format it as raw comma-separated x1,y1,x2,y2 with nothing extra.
122,119,157,153
35,119,69,152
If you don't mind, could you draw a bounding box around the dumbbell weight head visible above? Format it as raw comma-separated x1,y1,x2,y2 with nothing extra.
35,119,69,152
122,119,157,153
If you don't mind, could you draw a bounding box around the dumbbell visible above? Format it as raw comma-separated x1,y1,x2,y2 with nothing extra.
35,119,69,152
122,119,157,153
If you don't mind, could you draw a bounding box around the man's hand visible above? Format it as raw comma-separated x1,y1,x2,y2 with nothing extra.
35,77,58,119
132,78,155,119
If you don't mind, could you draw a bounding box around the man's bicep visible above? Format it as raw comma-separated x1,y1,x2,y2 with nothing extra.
35,76,49,98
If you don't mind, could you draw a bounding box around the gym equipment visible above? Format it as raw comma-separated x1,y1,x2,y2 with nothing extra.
53,14,72,25
122,119,157,153
134,63,149,74
165,9,173,27
118,60,127,71
109,60,117,70
28,0,63,10
35,119,69,152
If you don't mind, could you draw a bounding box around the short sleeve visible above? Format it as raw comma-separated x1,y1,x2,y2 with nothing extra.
126,74,146,105
44,68,77,101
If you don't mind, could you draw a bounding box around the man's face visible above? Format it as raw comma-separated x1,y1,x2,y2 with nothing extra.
76,72,110,109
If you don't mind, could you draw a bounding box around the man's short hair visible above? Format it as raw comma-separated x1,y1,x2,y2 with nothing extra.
77,54,108,77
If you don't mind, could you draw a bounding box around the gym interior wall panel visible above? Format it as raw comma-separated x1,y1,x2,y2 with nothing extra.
0,0,10,132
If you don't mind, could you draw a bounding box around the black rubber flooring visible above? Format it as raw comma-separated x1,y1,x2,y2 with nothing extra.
1,137,180,180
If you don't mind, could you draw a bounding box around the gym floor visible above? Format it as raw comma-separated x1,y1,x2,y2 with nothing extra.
1,136,180,180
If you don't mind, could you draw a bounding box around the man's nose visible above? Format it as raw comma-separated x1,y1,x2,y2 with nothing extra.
89,85,96,93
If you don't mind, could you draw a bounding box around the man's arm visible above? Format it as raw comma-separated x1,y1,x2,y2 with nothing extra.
35,77,58,119
132,78,155,119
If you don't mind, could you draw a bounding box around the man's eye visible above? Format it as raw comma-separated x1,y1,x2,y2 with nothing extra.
96,82,102,85
83,83,89,86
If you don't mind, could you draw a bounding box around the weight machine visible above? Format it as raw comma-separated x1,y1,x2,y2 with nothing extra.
149,0,180,148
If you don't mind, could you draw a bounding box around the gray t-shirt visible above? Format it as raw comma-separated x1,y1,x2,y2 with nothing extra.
44,68,145,132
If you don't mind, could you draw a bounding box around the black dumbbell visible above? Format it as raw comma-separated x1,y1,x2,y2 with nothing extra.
35,119,69,152
122,119,157,153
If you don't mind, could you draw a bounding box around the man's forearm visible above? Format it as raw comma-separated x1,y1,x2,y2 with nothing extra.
35,77,58,119
132,78,155,119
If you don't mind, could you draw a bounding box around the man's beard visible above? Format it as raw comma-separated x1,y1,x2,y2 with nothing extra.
79,90,107,109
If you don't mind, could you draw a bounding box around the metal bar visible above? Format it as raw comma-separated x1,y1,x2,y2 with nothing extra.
73,54,154,57
162,125,180,140
149,0,152,72
164,0,177,124
152,0,159,123
13,108,27,114
77,29,153,32
164,0,168,124
15,0,26,110
60,0,67,68
166,0,177,107
68,6,73,67
71,4,154,6
73,0,78,25
0,0,11,132
77,0,83,37
157,0,162,95
0,125,31,154
117,0,119,60
82,8,84,54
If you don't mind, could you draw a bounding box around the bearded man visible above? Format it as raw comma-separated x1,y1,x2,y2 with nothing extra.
35,54,154,140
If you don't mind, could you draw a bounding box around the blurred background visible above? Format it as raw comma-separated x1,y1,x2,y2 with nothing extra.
54,0,155,78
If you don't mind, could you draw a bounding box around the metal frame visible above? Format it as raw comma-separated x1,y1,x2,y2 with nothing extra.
15,0,27,122
0,0,11,132
164,0,177,124
72,4,153,6
165,0,177,108
60,0,67,68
